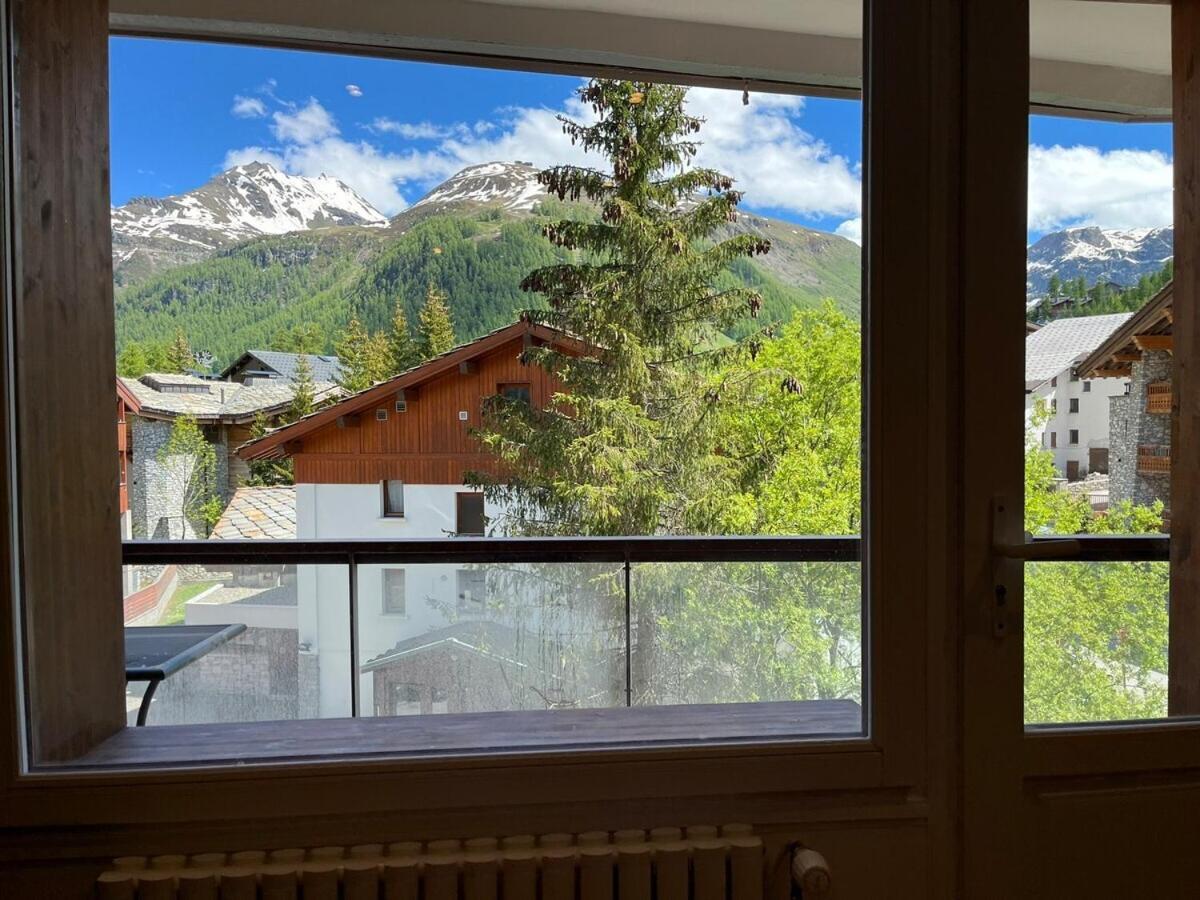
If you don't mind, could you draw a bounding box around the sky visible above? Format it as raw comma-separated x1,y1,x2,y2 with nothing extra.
110,37,1175,245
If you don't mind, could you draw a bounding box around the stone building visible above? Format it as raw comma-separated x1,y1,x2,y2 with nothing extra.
119,371,340,538
1077,282,1174,520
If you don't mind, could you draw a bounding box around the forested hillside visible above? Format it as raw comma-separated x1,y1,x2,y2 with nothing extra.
115,202,862,368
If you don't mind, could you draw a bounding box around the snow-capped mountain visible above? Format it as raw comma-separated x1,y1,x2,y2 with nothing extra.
390,161,548,230
111,162,387,284
1026,225,1173,298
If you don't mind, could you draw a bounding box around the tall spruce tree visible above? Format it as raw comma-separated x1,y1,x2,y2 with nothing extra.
417,285,456,359
289,353,316,421
469,79,775,536
165,328,194,374
388,296,422,373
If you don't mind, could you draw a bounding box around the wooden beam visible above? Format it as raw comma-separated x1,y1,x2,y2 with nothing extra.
1113,351,1143,363
1133,333,1173,353
1171,0,1200,715
1093,366,1132,378
11,0,125,762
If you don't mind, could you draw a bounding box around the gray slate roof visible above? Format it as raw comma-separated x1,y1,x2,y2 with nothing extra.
1025,313,1133,389
225,350,343,384
121,373,340,423
211,486,296,540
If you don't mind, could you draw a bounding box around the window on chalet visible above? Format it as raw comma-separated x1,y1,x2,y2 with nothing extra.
456,492,486,536
1068,429,1079,445
382,480,405,518
498,382,532,405
1083,380,1092,393
1069,398,1079,413
382,569,406,616
1050,432,1057,448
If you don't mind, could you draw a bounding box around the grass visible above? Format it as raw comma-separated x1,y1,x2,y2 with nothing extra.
160,580,220,625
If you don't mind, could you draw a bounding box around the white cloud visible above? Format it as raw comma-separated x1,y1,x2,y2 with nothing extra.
231,95,267,119
1028,144,1173,232
271,98,338,144
345,84,364,98
370,119,471,140
835,217,862,245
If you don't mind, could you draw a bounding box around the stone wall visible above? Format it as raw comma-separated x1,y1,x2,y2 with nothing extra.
128,417,231,539
1108,350,1171,510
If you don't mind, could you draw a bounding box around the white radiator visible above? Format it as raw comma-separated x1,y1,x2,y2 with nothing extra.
96,825,828,900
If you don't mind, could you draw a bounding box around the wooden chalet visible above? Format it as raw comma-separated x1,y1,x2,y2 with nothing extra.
238,320,584,485
1077,282,1174,381
116,377,140,519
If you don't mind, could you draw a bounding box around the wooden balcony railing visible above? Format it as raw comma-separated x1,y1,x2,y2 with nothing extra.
1137,444,1171,474
1146,381,1172,414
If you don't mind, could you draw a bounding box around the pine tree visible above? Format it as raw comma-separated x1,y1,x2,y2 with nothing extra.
388,296,421,374
244,411,294,486
117,342,149,378
417,285,456,359
165,328,194,373
469,79,776,536
289,354,316,422
334,314,373,393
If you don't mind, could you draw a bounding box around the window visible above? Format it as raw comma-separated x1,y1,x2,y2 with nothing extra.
1051,399,1057,413
1068,429,1079,446
382,480,404,517
1050,432,1058,448
395,399,407,413
457,569,487,613
382,569,406,615
1068,398,1079,413
1083,380,1092,393
1051,376,1058,387
393,683,422,716
456,492,486,536
1070,371,1079,382
498,382,532,405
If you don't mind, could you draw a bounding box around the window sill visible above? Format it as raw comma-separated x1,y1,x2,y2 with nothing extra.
61,700,862,771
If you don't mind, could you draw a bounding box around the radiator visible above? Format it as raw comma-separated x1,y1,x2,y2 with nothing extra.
96,825,831,900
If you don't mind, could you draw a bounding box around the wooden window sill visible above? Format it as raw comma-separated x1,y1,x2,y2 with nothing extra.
62,700,862,770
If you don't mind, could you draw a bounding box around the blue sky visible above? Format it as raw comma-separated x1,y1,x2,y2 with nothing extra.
111,37,1174,244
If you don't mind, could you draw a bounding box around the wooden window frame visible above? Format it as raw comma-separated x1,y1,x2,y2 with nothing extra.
382,479,405,518
497,382,532,405
455,491,486,537
0,0,965,874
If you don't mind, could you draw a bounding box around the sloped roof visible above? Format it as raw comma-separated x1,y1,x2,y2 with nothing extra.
239,320,587,460
120,373,341,424
1025,313,1133,389
211,486,296,540
361,621,524,672
223,349,343,384
1078,282,1174,379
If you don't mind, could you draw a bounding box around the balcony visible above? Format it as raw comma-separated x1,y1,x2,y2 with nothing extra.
1137,444,1171,475
1146,381,1172,414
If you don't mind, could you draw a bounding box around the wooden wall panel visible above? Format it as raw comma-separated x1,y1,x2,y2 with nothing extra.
12,0,125,762
292,338,549,485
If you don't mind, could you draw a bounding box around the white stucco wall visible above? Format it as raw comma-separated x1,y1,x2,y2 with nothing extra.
295,483,502,717
1026,367,1128,479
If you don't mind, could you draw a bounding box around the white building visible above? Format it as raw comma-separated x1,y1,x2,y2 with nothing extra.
1024,314,1132,481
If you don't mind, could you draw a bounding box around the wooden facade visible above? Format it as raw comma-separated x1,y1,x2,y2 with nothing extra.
244,323,574,485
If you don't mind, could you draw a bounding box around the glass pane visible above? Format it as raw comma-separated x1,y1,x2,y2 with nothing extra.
357,562,625,715
122,563,351,725
1025,2,1173,724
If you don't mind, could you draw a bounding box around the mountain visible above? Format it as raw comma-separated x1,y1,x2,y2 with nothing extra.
111,162,387,285
113,160,863,368
390,161,548,230
1026,225,1173,298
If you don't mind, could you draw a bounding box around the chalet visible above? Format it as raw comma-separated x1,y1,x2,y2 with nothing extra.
1024,313,1131,483
238,319,585,715
221,349,343,385
1077,282,1174,518
120,371,340,538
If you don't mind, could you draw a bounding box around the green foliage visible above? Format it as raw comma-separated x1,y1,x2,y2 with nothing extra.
1029,260,1173,325
271,322,325,354
157,415,220,537
472,78,784,537
334,314,391,393
289,354,316,421
388,295,421,374
1022,399,1168,723
417,285,456,359
166,328,195,373
244,411,294,486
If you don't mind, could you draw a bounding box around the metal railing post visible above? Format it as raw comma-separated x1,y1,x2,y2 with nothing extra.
624,555,632,707
348,552,360,718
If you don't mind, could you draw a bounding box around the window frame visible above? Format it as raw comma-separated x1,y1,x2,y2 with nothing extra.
455,491,486,536
0,0,958,824
381,479,405,518
381,568,406,616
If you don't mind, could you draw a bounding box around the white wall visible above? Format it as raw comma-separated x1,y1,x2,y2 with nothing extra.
295,483,503,716
1026,367,1128,479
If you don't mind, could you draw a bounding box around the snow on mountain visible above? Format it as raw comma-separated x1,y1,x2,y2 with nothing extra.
1026,225,1173,298
392,161,548,229
112,162,387,284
